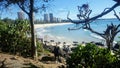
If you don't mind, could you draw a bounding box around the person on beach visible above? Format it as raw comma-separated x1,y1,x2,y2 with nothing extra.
63,45,71,59
63,45,67,52
53,43,60,63
66,45,71,54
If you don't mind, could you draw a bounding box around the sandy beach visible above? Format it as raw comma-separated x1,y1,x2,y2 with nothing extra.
34,23,76,48
34,22,72,29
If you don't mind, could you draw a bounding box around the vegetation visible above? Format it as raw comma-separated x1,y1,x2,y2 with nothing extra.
67,43,120,68
67,1,120,67
0,0,52,58
0,20,43,57
68,0,120,50
0,0,120,67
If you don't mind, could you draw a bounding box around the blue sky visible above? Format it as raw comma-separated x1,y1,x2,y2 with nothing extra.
1,0,120,20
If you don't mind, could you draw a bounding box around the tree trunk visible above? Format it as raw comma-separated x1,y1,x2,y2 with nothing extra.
106,39,113,50
29,0,37,58
106,41,111,50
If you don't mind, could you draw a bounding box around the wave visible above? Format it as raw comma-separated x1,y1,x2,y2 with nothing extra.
36,28,50,34
113,41,117,44
90,33,117,44
36,28,67,41
83,29,88,32
35,28,50,39
90,33,104,40
46,34,66,40
56,36,66,40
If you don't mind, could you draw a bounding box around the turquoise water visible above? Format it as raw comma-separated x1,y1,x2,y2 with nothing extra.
36,19,120,44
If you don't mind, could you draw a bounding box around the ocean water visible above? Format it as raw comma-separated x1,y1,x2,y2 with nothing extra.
36,19,120,44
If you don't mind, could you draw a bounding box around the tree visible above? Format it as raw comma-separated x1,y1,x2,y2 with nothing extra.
0,20,31,56
0,0,51,58
67,43,119,68
68,0,120,50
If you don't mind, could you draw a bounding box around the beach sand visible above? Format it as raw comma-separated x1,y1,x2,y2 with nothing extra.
34,23,72,29
34,23,75,48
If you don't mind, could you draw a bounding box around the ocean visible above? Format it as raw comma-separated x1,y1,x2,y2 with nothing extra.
36,19,120,44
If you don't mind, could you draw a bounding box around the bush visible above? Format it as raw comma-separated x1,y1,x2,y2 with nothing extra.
0,20,44,57
67,43,120,68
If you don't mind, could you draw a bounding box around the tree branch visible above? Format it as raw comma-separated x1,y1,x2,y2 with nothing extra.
116,24,120,34
67,11,80,24
116,30,120,34
87,28,105,39
17,2,29,15
116,24,120,29
113,9,120,21
68,3,120,24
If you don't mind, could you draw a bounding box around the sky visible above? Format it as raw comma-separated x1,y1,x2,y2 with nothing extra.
0,0,120,20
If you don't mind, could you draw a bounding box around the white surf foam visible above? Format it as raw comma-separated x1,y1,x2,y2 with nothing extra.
83,29,88,32
90,33,104,40
90,33,117,45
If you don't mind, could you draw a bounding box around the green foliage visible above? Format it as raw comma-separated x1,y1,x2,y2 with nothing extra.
37,40,44,52
67,43,120,68
0,20,31,56
0,20,43,57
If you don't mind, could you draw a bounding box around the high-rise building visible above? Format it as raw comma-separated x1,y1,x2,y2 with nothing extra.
17,11,25,20
57,18,62,22
49,13,53,22
53,17,57,22
44,14,49,22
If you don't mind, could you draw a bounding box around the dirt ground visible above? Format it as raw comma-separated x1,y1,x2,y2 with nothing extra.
0,52,66,68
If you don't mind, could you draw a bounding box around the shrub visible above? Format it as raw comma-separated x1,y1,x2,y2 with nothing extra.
67,43,119,68
0,20,44,57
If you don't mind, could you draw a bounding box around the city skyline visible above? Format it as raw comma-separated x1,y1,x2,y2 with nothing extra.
44,13,62,23
0,0,119,20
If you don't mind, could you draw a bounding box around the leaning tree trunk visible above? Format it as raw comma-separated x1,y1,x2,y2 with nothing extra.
106,40,111,50
29,0,37,58
105,37,114,50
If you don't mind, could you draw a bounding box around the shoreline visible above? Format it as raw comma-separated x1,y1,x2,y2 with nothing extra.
34,22,117,47
34,22,76,48
34,22,104,45
34,22,72,29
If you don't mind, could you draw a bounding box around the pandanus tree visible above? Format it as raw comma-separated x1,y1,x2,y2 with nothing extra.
68,0,120,50
0,0,52,58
